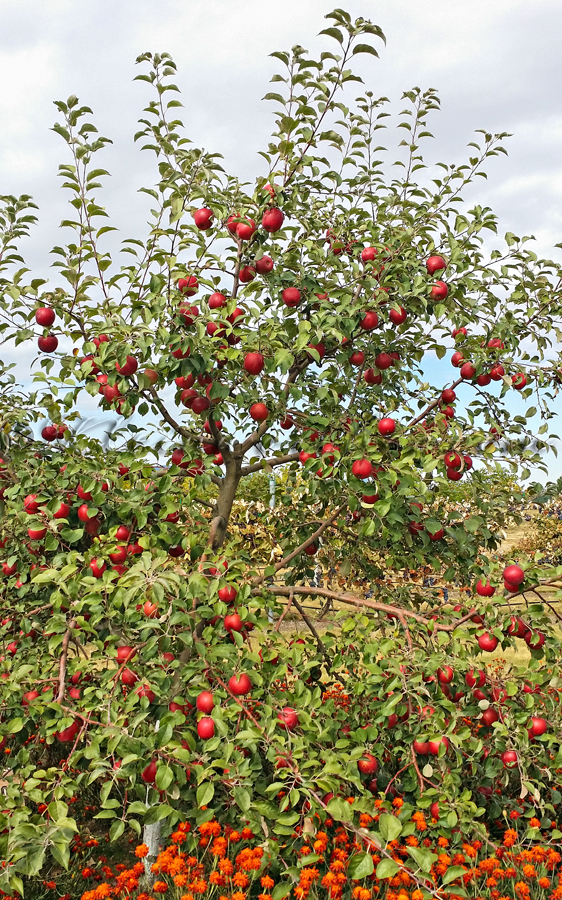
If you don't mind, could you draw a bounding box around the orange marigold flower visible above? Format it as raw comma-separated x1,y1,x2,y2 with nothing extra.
509,810,521,820
529,818,540,829
503,828,517,847
200,820,222,837
153,880,168,893
261,876,275,889
210,872,226,886
412,892,424,900
515,881,530,895
393,798,404,808
294,887,307,900
135,844,150,859
438,837,449,848
219,860,234,876
229,831,241,843
232,893,246,900
174,874,188,888
538,877,550,889
234,873,250,888
259,895,273,900
406,836,419,847
171,831,187,844
462,844,477,859
301,846,312,856
241,828,254,840
522,865,536,878
359,815,373,828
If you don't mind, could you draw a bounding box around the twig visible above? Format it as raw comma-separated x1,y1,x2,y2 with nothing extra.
289,594,343,682
252,505,346,587
56,621,76,703
275,588,294,632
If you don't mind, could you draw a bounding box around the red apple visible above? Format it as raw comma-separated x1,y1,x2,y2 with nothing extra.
53,502,70,520
426,255,446,275
377,418,396,436
466,669,485,688
208,292,227,310
460,362,476,380
41,425,58,442
244,352,265,375
282,287,301,308
38,334,58,353
116,525,131,542
524,630,545,649
196,691,214,713
77,504,91,523
224,613,242,633
529,716,547,737
503,564,524,585
239,265,255,283
444,451,462,469
361,247,377,262
437,666,453,684
28,526,47,540
374,352,392,370
197,717,215,739
255,255,274,274
413,739,430,755
490,364,505,381
506,616,528,639
451,351,465,367
452,327,467,339
24,494,40,514
193,207,213,229
512,373,527,391
389,306,407,325
364,368,383,385
430,802,440,819
121,668,138,686
357,752,378,775
428,736,449,756
262,208,284,232
501,749,518,768
135,685,156,703
249,403,268,422
218,585,237,604
277,707,298,729
178,276,198,296
360,311,379,331
430,280,448,300
351,459,373,480
90,559,106,578
476,578,496,597
116,646,136,663
228,673,252,695
478,632,498,653
35,307,55,327
141,760,157,784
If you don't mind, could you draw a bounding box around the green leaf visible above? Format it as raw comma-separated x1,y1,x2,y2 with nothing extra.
379,813,402,843
272,882,293,900
197,782,215,808
319,26,344,43
233,787,251,813
376,858,400,879
327,797,353,822
442,865,467,886
352,43,379,58
407,847,438,873
347,851,374,879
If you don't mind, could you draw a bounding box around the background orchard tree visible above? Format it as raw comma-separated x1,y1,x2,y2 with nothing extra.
1,8,562,894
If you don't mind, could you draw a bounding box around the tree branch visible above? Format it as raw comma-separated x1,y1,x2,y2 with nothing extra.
241,451,300,477
252,505,346,587
257,584,478,632
56,621,76,703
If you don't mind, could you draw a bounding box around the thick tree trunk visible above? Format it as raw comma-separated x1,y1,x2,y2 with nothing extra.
211,456,242,550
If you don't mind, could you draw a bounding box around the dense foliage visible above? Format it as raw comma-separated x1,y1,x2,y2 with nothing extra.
1,8,562,896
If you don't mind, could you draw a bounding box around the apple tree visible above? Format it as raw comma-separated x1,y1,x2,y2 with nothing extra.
1,9,562,892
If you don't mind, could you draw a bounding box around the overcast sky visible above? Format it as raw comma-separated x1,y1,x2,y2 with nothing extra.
1,0,562,479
